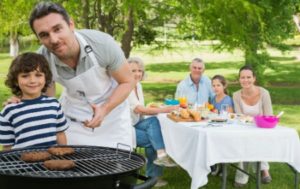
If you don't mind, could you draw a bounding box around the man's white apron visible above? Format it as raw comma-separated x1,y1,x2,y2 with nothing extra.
49,32,133,149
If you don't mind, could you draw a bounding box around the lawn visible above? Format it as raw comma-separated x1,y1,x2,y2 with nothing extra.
0,40,300,188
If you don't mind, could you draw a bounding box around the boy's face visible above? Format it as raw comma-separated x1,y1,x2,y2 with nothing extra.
17,69,46,99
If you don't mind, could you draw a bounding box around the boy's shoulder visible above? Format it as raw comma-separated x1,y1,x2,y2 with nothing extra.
2,101,24,110
1,102,25,116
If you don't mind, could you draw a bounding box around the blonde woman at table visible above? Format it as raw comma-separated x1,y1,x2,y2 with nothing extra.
127,57,178,187
233,65,273,188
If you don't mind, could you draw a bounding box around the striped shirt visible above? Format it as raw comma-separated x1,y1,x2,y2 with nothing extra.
0,95,68,149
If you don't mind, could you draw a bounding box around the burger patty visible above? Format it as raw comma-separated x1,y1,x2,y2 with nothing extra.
44,159,76,170
21,151,51,162
48,146,75,156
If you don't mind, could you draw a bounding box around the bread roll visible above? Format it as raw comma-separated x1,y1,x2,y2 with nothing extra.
180,109,190,119
188,109,201,121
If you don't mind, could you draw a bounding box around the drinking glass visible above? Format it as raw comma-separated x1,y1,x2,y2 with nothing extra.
220,104,229,119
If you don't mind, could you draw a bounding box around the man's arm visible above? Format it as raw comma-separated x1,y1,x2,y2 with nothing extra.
56,132,67,145
3,145,12,151
84,61,135,128
45,82,56,97
103,62,135,113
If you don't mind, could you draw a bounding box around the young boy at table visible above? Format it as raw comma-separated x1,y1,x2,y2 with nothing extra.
0,52,68,150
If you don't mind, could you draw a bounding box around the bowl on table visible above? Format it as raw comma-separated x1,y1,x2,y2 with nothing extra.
254,115,279,128
164,99,179,105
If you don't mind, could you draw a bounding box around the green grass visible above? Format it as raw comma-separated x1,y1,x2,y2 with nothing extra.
136,42,300,188
1,39,300,188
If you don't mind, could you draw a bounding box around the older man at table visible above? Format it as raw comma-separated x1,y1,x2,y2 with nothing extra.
175,58,214,105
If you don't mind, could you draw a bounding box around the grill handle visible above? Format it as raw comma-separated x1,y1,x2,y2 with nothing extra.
116,143,132,159
130,174,157,189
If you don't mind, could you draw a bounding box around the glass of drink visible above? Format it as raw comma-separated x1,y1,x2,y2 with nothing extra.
220,104,229,119
178,96,187,108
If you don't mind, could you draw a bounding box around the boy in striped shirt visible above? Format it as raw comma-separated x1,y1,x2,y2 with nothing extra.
0,52,68,150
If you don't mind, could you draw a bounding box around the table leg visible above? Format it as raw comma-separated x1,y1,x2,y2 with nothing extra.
256,162,261,189
294,168,299,189
287,164,299,189
221,163,227,189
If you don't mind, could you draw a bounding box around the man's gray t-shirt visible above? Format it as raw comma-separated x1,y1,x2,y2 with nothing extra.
38,29,126,80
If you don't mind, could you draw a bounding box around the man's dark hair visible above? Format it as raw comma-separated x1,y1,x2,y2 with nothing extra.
29,1,70,34
5,52,53,97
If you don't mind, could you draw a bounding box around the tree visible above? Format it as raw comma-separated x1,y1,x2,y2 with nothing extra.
177,0,298,83
0,0,176,57
63,0,173,58
0,0,37,56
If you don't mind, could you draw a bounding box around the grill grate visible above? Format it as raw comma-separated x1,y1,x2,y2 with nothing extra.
0,145,145,178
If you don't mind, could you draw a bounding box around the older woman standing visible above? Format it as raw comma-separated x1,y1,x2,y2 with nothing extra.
233,65,272,187
127,57,178,187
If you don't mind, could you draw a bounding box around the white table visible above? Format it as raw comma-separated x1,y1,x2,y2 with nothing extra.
158,114,300,189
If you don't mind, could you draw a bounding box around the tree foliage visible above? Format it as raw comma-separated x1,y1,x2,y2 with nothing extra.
177,0,299,84
0,0,38,56
0,0,175,57
61,0,173,57
0,0,36,37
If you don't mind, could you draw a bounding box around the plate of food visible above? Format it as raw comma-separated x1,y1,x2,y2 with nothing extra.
167,109,202,122
209,118,228,123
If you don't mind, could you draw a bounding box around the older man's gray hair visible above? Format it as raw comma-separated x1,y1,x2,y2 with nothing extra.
192,58,205,68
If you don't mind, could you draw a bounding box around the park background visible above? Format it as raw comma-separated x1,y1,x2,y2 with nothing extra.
1,0,300,188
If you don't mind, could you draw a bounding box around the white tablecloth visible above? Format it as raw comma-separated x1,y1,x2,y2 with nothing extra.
158,114,300,189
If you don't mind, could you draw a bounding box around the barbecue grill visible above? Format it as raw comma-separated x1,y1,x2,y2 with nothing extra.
0,145,157,189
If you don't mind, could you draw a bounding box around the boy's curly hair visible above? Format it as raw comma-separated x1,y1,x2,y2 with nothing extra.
5,52,52,97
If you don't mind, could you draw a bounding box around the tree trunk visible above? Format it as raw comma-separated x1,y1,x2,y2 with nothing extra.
121,8,134,58
96,0,115,36
9,32,19,57
82,0,90,28
243,22,267,85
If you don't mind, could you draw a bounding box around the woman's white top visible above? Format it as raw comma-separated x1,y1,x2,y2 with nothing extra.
241,100,260,116
128,82,145,125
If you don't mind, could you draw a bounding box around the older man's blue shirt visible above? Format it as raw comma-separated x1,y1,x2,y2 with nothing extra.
175,75,214,105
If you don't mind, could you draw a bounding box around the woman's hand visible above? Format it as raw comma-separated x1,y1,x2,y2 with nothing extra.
2,96,21,106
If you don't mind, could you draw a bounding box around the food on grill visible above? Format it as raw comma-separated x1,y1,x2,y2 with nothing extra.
180,109,190,119
48,146,75,156
44,160,76,170
21,151,51,162
188,109,201,121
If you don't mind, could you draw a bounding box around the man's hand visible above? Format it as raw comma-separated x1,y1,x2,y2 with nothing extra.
83,104,108,128
2,96,21,107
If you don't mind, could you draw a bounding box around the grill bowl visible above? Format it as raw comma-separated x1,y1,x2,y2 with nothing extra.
0,145,152,189
254,115,279,128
